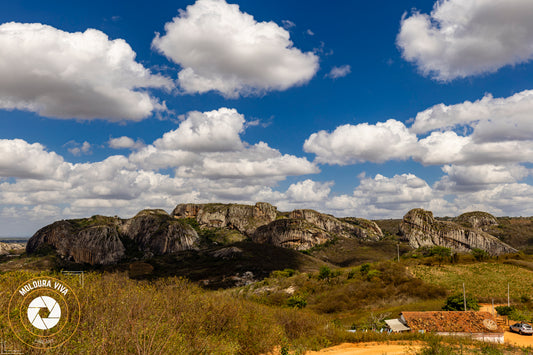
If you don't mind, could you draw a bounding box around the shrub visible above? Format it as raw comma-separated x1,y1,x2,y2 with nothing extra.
442,293,480,311
472,248,490,261
360,263,371,276
318,266,332,280
429,246,452,266
495,305,515,316
287,295,307,309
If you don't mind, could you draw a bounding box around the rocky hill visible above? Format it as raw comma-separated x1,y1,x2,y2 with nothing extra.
399,209,517,255
26,210,198,265
172,202,277,236
27,203,528,267
27,202,384,265
172,203,383,250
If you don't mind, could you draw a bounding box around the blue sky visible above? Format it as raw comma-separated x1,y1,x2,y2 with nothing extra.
1,0,533,236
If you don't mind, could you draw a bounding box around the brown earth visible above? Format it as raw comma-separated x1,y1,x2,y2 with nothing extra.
305,341,422,355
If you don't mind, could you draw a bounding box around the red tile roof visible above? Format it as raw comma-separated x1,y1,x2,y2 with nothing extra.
401,311,503,333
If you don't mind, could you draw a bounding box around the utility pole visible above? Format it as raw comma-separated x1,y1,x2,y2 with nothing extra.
463,283,467,312
397,243,400,262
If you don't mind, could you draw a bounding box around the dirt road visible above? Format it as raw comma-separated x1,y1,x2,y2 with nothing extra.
505,331,533,347
305,341,422,354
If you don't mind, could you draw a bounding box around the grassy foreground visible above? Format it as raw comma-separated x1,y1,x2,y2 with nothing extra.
2,257,533,353
0,270,432,354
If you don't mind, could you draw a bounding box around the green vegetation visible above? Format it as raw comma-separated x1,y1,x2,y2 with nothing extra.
416,336,530,355
240,261,446,319
442,293,480,311
488,217,533,249
0,270,445,354
179,218,246,246
495,305,515,316
411,262,533,302
472,248,490,261
5,249,533,353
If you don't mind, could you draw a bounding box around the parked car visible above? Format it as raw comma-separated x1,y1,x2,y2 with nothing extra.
510,322,533,335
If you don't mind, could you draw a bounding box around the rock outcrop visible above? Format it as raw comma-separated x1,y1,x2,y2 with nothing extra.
122,210,198,256
27,210,199,265
172,203,384,251
251,210,383,251
27,202,388,262
0,242,25,255
288,210,383,241
399,209,516,255
454,211,498,231
172,202,277,236
252,219,331,250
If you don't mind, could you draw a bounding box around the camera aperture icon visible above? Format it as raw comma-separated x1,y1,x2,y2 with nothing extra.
27,296,61,330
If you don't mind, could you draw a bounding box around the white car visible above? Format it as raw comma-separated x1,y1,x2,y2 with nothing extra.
510,322,533,335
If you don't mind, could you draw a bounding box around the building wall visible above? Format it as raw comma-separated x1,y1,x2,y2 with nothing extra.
435,332,504,344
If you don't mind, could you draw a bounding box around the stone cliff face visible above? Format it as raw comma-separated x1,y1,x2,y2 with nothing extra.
172,202,277,236
399,209,516,255
27,210,199,265
251,219,330,250
250,209,383,251
288,209,383,241
122,210,198,255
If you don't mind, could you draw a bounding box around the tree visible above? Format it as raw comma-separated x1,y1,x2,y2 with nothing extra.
471,248,489,261
430,246,452,266
442,293,480,311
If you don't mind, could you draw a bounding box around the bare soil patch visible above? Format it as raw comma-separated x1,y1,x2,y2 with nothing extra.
305,341,422,354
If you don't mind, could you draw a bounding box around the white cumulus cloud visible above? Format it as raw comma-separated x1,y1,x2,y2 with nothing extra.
303,119,419,165
108,137,145,150
153,108,245,152
435,164,530,193
152,0,319,97
0,22,173,121
397,0,533,81
410,90,533,141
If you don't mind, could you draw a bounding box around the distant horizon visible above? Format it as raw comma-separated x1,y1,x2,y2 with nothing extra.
2,202,532,239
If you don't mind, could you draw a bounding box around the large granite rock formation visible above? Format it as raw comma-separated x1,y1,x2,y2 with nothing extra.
27,210,198,265
122,210,198,255
172,202,277,236
288,210,383,241
251,219,331,250
172,203,383,251
250,209,383,251
399,209,516,255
